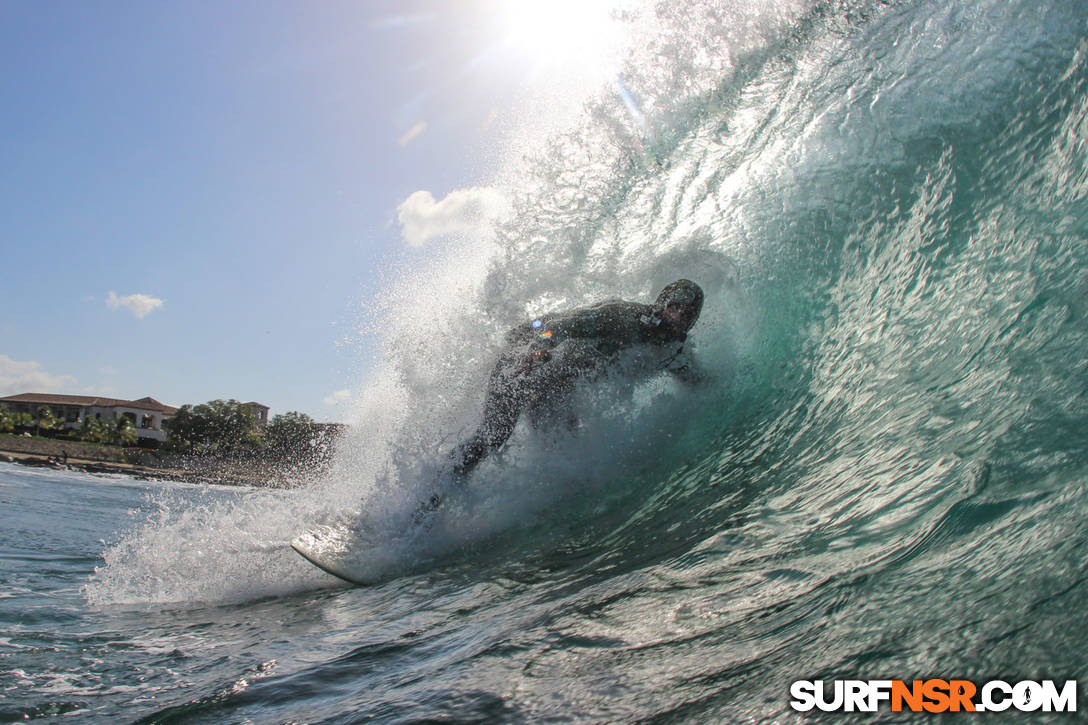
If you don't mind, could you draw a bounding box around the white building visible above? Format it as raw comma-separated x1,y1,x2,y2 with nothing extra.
0,393,178,442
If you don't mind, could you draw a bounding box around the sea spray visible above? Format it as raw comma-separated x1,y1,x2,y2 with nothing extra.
87,0,1088,633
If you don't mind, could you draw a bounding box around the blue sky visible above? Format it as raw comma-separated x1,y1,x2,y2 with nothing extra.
0,1,625,420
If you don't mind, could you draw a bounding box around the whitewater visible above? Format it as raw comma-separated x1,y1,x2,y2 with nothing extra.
4,0,1088,721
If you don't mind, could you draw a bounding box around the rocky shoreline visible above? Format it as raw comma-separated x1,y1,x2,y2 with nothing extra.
0,448,291,488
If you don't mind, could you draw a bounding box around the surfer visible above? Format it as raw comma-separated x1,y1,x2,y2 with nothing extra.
448,279,705,479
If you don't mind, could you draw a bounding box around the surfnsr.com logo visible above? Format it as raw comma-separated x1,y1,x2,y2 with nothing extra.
789,679,1077,713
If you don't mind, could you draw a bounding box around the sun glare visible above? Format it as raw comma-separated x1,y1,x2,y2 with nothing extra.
492,0,628,84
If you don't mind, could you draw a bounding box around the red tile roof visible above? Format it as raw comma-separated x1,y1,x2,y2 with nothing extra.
0,393,178,414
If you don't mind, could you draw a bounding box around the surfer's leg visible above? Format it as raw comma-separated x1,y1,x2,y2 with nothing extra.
421,363,532,520
451,362,526,476
525,369,577,430
419,390,520,520
453,396,520,475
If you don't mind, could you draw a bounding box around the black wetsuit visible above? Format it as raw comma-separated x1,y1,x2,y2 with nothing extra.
452,299,692,476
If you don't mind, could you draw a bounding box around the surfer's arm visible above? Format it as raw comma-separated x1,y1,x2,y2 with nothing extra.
546,302,643,346
556,338,607,371
502,307,607,349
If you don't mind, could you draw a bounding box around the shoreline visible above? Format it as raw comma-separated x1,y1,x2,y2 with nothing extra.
0,449,287,488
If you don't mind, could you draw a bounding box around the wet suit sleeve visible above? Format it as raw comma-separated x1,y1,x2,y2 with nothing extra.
538,301,646,351
501,301,654,375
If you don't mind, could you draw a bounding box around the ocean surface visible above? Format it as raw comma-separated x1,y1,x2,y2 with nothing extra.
5,0,1088,721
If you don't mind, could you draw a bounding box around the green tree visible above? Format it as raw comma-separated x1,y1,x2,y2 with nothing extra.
115,416,138,446
265,411,316,461
163,405,201,452
36,407,59,436
0,408,13,434
80,416,109,444
165,399,258,456
13,412,34,433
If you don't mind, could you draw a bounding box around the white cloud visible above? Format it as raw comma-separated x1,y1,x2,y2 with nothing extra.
81,384,120,396
396,187,511,247
106,291,164,319
398,120,427,147
0,354,77,396
322,389,352,407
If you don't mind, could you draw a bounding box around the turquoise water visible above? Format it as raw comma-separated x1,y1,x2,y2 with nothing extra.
5,0,1088,720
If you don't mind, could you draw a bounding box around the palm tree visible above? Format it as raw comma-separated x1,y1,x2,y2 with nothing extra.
115,416,138,446
36,407,59,437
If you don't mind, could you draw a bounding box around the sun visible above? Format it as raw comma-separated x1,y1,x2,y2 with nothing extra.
490,0,629,84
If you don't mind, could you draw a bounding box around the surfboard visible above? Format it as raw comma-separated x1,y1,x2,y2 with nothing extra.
291,524,382,585
292,477,451,585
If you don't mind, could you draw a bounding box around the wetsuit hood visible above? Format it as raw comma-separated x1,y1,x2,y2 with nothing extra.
653,279,704,332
